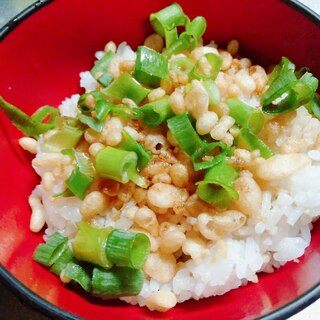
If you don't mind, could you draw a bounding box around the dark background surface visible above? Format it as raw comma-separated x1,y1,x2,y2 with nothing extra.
0,281,51,320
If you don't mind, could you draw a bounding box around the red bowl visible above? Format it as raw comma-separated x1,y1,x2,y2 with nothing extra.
0,0,319,319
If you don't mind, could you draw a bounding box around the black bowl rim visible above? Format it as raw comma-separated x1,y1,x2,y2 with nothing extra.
0,0,319,319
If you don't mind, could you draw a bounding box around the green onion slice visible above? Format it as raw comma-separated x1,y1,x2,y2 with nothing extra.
95,147,147,188
150,3,186,48
237,128,274,159
91,51,115,87
261,57,296,107
103,72,150,104
63,262,92,292
191,142,228,171
91,266,144,297
227,98,265,134
0,97,58,139
140,96,174,128
40,117,84,152
49,245,75,276
106,229,150,269
72,222,113,268
167,113,204,156
185,16,207,44
133,46,169,87
33,232,68,267
66,168,94,200
190,53,222,81
117,130,152,170
196,160,239,208
261,57,318,115
162,33,195,59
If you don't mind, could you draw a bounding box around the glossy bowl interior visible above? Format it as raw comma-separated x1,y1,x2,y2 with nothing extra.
0,0,320,319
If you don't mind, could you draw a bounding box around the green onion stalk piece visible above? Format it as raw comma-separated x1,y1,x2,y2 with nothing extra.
185,16,207,44
106,229,150,269
77,91,114,132
95,147,148,188
167,113,204,156
40,117,84,152
227,98,265,134
305,94,320,119
110,105,143,119
237,128,274,159
0,97,59,139
117,130,152,170
162,33,194,59
150,3,186,48
66,168,94,200
261,57,296,106
103,72,150,104
63,262,92,292
196,160,239,208
190,53,222,81
170,56,195,77
33,232,69,266
72,221,113,268
261,57,318,115
63,150,95,199
133,46,169,87
191,142,228,171
202,79,221,106
90,51,115,87
91,266,144,297
140,95,174,128
49,244,75,276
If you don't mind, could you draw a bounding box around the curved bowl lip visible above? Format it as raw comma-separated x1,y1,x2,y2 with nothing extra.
0,0,319,319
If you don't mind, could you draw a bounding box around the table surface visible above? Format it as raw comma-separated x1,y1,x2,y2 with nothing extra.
0,1,319,319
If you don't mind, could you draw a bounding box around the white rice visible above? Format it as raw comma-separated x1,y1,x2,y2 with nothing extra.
29,43,320,309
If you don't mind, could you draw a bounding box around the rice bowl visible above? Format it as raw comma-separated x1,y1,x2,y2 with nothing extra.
0,1,320,319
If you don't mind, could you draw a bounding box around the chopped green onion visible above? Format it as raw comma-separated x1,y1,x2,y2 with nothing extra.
66,168,94,200
191,142,228,171
305,94,320,119
77,114,105,132
91,266,144,297
202,79,221,106
162,33,193,59
140,96,174,127
170,57,195,77
103,72,150,104
72,222,113,268
133,46,169,87
117,130,152,170
227,98,265,134
150,3,186,48
190,53,222,81
40,117,84,152
167,113,204,156
261,57,318,116
237,128,274,159
64,150,95,199
110,106,143,119
33,232,68,267
91,51,115,87
95,147,147,188
49,245,75,276
196,160,239,208
106,229,150,269
0,97,58,139
63,262,92,292
261,57,296,107
185,16,207,43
